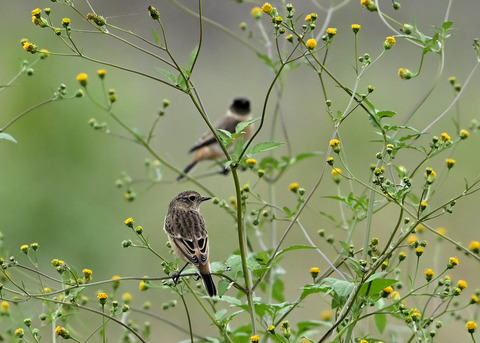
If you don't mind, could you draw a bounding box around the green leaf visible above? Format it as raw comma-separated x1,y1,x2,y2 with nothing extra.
236,117,260,134
272,278,285,302
155,68,176,83
251,141,285,154
300,283,331,300
216,129,232,140
187,45,199,71
328,279,354,300
256,52,278,70
442,21,453,30
217,279,231,297
216,295,242,306
376,110,396,119
214,309,228,321
233,139,244,159
375,313,387,333
151,28,161,46
177,73,187,90
359,277,397,301
274,245,317,263
255,250,271,266
0,133,17,143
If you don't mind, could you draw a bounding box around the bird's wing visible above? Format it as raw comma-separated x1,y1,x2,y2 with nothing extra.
164,210,209,267
188,116,241,153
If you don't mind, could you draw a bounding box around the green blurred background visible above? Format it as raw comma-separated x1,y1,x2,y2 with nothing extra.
2,0,480,341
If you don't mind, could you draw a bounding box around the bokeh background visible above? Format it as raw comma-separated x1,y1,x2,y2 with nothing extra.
2,0,480,341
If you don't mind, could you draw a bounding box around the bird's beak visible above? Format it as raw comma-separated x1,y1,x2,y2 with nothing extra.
201,196,212,202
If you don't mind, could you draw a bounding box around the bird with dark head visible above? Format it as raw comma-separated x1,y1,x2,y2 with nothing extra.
163,190,216,297
177,97,252,180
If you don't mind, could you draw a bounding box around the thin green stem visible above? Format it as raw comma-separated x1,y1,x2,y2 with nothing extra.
179,294,194,343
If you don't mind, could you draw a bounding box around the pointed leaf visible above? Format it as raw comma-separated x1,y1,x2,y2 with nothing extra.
151,28,161,46
155,68,176,83
236,117,260,134
187,45,199,70
375,313,387,333
272,278,285,302
251,141,285,154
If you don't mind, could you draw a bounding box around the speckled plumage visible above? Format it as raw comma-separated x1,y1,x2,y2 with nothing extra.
164,190,216,297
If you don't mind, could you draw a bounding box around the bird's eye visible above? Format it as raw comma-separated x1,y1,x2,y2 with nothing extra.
188,195,196,202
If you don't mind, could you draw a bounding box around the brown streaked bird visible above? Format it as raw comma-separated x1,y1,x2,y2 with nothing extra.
177,97,252,180
163,190,216,297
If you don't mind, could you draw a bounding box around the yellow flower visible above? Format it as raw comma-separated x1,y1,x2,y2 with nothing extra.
458,280,468,290
331,168,342,176
0,301,10,315
360,340,369,343
469,241,480,253
360,0,377,11
320,310,331,321
425,168,436,184
466,321,477,333
384,36,396,49
62,18,71,26
246,158,257,167
398,67,412,80
112,275,121,289
83,269,93,281
76,73,88,87
267,325,275,333
407,235,418,245
351,24,361,33
440,132,451,141
460,129,470,139
446,158,456,169
306,38,317,50
425,269,434,281
32,8,42,17
97,69,107,79
250,335,260,343
55,326,71,339
139,280,148,291
326,28,337,36
448,257,459,268
124,217,134,228
20,244,29,253
383,286,393,294
40,49,50,59
471,295,479,304
420,201,428,210
415,247,424,257
329,139,341,154
122,292,133,304
416,223,425,232
390,291,401,301
23,42,37,53
305,14,312,22
289,182,299,192
310,267,320,278
14,329,24,338
97,292,108,305
436,227,447,236
262,3,273,14
251,7,262,19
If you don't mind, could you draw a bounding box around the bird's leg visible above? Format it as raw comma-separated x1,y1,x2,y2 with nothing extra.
172,262,189,285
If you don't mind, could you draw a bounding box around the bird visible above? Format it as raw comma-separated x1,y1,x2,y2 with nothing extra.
163,190,216,297
177,97,252,180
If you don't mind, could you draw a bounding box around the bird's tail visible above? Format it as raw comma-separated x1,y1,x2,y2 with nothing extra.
177,160,198,181
200,272,217,297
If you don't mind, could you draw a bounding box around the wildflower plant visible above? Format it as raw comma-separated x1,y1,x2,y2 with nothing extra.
2,0,480,342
